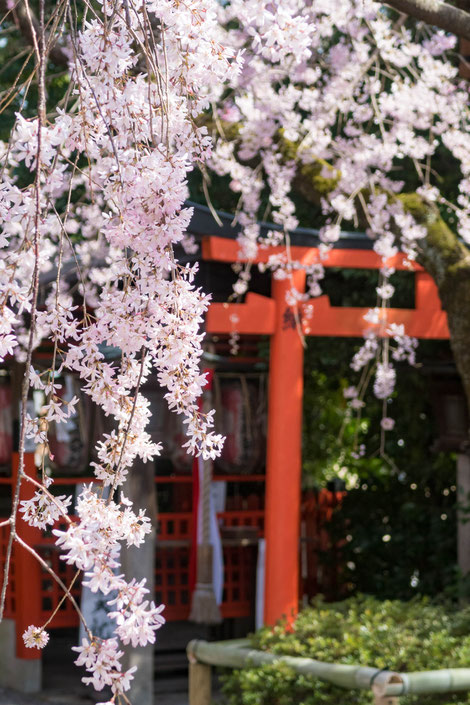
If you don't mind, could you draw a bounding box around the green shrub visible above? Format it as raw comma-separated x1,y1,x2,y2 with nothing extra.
220,596,470,705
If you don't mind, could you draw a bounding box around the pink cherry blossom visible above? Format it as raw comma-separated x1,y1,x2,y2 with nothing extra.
23,625,49,649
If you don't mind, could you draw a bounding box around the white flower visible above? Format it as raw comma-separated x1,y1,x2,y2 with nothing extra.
0,333,17,360
374,363,396,400
363,308,382,325
319,223,341,243
20,490,72,530
381,417,395,431
376,283,395,300
23,625,49,649
350,398,365,410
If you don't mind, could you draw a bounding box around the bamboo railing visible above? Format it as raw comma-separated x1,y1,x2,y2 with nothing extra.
186,638,470,705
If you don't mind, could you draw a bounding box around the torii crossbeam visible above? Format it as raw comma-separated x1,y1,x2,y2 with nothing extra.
202,234,449,626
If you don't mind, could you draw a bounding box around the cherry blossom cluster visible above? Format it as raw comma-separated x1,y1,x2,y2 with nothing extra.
0,0,245,700
205,0,469,435
20,482,72,531
23,625,50,649
72,636,136,695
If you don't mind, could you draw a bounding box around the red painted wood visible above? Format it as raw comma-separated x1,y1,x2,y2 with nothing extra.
206,292,276,336
300,296,449,339
202,235,422,271
264,272,305,626
13,452,43,660
206,274,449,340
207,294,449,339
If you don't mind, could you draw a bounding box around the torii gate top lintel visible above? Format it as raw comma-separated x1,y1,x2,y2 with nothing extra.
202,233,420,269
202,235,449,340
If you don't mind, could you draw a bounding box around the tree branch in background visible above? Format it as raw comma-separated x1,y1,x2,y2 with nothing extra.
385,0,470,39
0,0,69,67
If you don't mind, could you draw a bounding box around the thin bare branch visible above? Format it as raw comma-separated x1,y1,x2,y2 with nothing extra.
15,536,90,635
0,0,46,621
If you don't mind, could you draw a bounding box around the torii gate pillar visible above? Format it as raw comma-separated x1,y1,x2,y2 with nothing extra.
264,271,306,625
202,234,449,627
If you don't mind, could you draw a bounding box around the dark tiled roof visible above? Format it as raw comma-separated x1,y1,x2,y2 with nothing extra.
186,200,372,250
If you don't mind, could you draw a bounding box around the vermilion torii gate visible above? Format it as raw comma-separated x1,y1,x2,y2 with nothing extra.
202,234,450,626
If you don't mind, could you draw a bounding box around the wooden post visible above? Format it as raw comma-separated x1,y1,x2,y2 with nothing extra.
188,662,212,705
373,692,400,705
13,451,43,660
264,270,306,626
371,672,403,705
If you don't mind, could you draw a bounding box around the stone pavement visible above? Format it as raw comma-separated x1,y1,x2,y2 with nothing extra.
0,622,231,705
0,685,192,705
0,688,97,705
0,672,225,705
0,641,219,705
0,671,195,705
0,633,193,705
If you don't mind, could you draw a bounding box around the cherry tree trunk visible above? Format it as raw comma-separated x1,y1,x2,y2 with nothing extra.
437,268,470,591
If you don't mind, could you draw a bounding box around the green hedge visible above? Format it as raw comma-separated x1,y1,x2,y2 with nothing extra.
220,596,470,705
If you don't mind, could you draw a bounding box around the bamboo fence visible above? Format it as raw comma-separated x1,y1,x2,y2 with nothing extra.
186,638,470,705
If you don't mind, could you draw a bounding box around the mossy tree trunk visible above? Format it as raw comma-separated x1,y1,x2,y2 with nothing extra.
413,214,470,592
277,140,470,582
398,193,470,410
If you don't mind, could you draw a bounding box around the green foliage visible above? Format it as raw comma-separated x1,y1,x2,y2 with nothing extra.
302,336,451,486
220,596,470,705
302,336,458,599
187,168,242,214
330,471,457,599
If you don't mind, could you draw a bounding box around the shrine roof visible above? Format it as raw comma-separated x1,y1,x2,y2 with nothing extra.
187,201,372,251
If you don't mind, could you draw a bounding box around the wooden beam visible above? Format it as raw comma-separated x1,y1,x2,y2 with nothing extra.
202,236,422,271
206,293,276,335
205,273,449,340
301,299,449,340
206,297,449,339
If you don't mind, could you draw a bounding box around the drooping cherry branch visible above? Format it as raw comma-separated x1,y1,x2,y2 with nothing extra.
1,1,470,701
